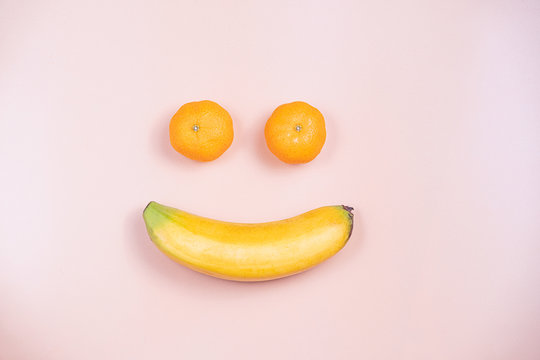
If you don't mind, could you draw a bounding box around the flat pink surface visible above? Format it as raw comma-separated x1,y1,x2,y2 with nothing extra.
1,1,539,359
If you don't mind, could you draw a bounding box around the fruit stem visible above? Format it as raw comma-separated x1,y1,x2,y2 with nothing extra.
342,205,354,213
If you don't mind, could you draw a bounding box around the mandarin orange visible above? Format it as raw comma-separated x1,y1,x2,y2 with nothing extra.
264,101,326,164
169,100,234,161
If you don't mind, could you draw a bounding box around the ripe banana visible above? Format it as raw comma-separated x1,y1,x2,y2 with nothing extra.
143,201,354,281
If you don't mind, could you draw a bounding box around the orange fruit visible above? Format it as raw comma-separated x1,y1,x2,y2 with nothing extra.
169,100,234,161
264,101,326,164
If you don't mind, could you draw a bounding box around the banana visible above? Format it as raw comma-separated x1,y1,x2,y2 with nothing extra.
143,201,354,281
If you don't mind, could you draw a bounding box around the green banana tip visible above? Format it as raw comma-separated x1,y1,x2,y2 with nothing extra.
143,201,162,224
144,201,156,213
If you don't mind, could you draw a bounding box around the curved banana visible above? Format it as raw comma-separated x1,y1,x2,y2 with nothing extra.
143,201,354,281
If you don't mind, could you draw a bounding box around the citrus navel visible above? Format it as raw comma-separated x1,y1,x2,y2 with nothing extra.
169,100,234,161
264,101,326,164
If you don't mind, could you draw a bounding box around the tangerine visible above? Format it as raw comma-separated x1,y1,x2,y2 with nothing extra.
169,100,234,161
264,101,326,164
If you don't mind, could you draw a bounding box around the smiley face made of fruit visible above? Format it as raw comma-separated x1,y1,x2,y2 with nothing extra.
143,100,354,282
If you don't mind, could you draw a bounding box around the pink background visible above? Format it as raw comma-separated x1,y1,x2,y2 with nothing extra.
1,0,539,359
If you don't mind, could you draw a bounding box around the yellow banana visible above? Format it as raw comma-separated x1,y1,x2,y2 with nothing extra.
143,201,354,281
